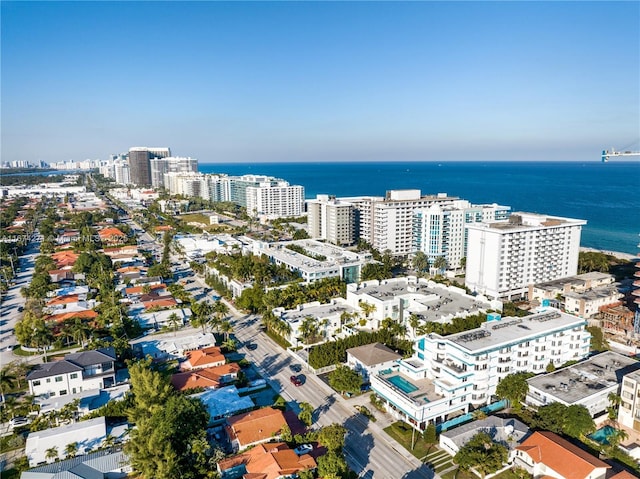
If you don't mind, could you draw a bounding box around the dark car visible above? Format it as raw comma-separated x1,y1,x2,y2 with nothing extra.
246,343,258,351
290,375,302,387
289,364,302,373
17,306,24,312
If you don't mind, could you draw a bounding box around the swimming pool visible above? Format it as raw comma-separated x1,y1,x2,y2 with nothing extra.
589,425,616,445
387,375,418,394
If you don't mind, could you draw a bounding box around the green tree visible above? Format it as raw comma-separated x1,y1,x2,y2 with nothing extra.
127,359,174,424
298,402,314,427
412,251,429,275
454,432,508,478
64,442,78,458
423,422,437,444
433,255,447,274
495,372,533,410
317,451,348,479
587,326,609,351
535,402,567,434
359,302,376,323
167,312,181,336
45,446,59,462
317,423,347,452
329,365,362,395
564,404,596,438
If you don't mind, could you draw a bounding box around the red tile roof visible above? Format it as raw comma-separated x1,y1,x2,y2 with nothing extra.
170,363,240,391
47,294,80,306
125,284,166,295
516,431,610,479
226,407,288,449
218,443,316,479
143,298,178,310
47,310,98,323
181,346,225,370
98,227,126,239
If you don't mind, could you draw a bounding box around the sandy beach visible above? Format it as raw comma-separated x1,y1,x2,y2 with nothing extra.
579,247,638,262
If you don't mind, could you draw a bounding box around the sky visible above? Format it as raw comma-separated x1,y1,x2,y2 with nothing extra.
2,1,639,164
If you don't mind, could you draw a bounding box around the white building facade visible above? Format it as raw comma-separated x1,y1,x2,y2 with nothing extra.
307,195,355,246
413,200,510,270
371,308,590,430
465,212,586,300
246,182,304,220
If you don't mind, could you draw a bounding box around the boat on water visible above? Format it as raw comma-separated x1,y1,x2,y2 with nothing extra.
602,148,640,162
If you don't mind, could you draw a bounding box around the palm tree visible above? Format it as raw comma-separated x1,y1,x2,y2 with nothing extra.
433,255,447,275
167,312,181,336
300,316,320,344
102,433,116,451
359,302,376,324
0,367,16,403
220,320,233,342
45,446,59,463
409,313,421,338
64,442,78,459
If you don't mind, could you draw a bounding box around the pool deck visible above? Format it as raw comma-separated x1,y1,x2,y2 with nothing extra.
379,370,442,403
597,417,640,457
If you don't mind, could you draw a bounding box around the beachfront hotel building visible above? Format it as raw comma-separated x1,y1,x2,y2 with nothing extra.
370,307,590,431
246,181,304,220
307,194,356,246
128,146,171,186
465,212,586,300
412,200,510,270
340,190,459,256
150,156,198,188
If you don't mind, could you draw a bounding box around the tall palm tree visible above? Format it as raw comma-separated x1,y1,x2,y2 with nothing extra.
433,255,447,275
45,446,58,463
359,302,376,323
409,314,421,338
64,442,78,459
167,312,181,336
0,367,16,403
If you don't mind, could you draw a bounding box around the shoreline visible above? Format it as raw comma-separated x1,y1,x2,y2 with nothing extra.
579,247,637,262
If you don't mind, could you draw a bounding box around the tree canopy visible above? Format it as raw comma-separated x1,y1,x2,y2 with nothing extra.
328,365,362,395
454,432,508,478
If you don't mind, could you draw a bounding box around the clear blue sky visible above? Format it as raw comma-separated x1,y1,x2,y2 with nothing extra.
2,1,639,163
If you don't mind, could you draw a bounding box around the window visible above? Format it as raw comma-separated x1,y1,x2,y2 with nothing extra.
60,390,67,396
70,373,78,380
55,376,63,383
33,380,41,386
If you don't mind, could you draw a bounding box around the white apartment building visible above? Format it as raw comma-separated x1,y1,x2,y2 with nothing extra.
618,369,640,433
345,276,496,332
465,212,586,300
370,308,590,430
246,182,304,220
150,156,198,188
341,190,459,256
114,159,131,185
273,298,359,347
256,239,373,284
307,194,355,246
526,351,640,418
413,201,510,270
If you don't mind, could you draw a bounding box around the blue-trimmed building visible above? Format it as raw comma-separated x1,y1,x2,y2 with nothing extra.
371,307,590,431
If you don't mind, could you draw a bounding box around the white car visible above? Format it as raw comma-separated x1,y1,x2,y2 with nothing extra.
293,444,313,456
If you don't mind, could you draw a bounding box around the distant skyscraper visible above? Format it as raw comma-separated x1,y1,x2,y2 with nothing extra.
128,147,171,186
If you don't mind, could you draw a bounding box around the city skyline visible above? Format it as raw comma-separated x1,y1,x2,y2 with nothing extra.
2,1,639,164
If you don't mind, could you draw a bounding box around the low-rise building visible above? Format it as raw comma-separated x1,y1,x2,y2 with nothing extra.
439,416,530,458
225,407,288,452
180,346,226,371
191,386,255,426
20,449,130,479
370,308,589,431
525,351,640,418
171,363,241,392
27,348,116,397
256,239,373,284
514,431,610,479
217,442,316,479
346,343,402,383
345,277,496,332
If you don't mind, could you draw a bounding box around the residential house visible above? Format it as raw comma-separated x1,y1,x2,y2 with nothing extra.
439,416,530,458
226,407,288,452
192,386,254,426
514,431,610,479
346,342,401,383
171,363,241,391
98,227,127,245
180,346,226,371
27,348,116,397
217,442,316,479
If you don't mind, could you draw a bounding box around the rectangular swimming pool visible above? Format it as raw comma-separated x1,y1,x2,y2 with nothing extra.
387,375,418,394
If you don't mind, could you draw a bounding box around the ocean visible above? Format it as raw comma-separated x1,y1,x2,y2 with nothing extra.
200,161,640,255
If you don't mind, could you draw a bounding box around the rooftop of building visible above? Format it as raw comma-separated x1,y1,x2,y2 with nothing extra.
348,277,491,322
441,415,531,451
469,211,587,231
279,299,357,324
564,286,621,301
527,351,640,404
532,272,615,292
442,308,585,353
347,342,402,366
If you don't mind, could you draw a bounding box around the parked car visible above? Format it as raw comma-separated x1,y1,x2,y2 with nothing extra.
289,364,302,373
9,416,29,428
17,306,24,312
290,375,302,387
293,444,313,455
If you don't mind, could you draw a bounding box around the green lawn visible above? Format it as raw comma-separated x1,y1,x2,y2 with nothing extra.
383,422,437,459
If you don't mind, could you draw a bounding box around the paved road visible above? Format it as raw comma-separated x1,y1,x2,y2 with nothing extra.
231,312,435,479
0,238,41,368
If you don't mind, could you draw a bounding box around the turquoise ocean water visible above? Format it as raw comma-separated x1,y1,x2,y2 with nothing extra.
199,161,640,255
